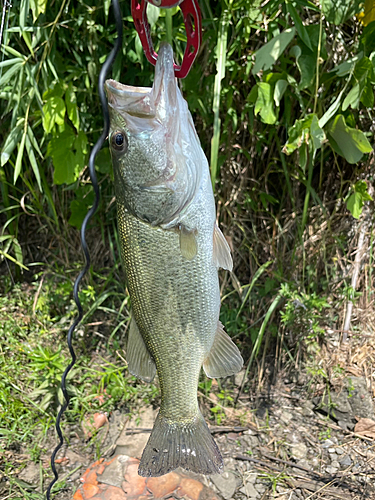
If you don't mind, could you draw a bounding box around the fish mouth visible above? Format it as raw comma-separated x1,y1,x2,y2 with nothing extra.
105,44,177,120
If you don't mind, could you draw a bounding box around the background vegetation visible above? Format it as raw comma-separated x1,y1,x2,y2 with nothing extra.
1,0,375,496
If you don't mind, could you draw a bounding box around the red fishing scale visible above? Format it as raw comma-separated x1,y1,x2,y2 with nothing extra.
131,0,202,78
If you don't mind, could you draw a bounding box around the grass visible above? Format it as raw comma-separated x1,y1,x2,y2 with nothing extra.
0,271,159,498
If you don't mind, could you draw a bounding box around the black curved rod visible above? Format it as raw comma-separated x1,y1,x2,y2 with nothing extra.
46,1,123,498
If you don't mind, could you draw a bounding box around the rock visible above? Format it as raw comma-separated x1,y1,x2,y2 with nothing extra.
234,369,247,387
245,473,257,484
114,406,157,459
255,483,266,494
321,439,334,449
289,442,307,460
65,449,86,467
18,462,40,484
328,448,336,453
313,377,374,427
339,455,352,467
335,448,344,455
239,483,258,498
280,411,293,424
211,471,238,499
347,377,375,420
325,465,338,474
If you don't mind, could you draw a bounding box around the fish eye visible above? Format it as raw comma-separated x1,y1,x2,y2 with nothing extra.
111,131,128,153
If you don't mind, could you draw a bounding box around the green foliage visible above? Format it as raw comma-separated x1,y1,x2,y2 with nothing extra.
0,0,374,414
280,284,330,347
346,180,373,219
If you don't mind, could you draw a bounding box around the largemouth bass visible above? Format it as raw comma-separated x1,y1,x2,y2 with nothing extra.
106,43,243,478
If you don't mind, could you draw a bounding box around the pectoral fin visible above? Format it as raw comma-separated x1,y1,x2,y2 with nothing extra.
203,321,243,378
127,317,156,383
179,225,198,260
213,223,233,271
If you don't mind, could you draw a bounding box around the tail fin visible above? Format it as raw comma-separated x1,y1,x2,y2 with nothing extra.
138,412,223,477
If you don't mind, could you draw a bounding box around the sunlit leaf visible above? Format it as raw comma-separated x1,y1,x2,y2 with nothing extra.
328,115,372,164
254,82,277,124
322,0,362,25
47,128,87,185
14,131,27,185
357,0,375,26
1,124,23,166
42,96,66,134
30,0,48,22
346,180,373,219
274,79,288,106
65,83,79,131
252,28,295,74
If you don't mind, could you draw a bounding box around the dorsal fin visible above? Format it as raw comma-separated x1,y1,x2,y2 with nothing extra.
213,223,233,271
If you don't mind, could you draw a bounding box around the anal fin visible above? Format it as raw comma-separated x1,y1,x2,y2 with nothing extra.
213,223,233,271
127,316,156,383
203,321,243,378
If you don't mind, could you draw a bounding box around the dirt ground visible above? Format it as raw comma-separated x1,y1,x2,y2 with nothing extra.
9,330,375,500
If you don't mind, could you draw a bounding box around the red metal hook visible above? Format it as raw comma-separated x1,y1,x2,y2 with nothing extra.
131,0,202,79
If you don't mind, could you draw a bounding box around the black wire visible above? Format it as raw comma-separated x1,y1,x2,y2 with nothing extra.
45,1,123,498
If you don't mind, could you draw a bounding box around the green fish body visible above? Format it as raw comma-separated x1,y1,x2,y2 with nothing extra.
106,43,243,477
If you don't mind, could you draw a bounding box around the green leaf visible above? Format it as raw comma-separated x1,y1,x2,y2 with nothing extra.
47,129,75,184
328,115,373,164
1,124,23,166
42,96,66,134
47,128,87,185
274,79,288,106
95,147,113,178
20,0,29,32
14,131,27,185
360,21,375,56
30,0,48,22
322,0,362,25
25,135,42,191
331,52,363,77
342,83,360,110
254,82,277,124
292,25,327,90
310,115,325,150
146,2,160,27
346,181,373,219
0,62,23,87
252,28,295,74
286,2,312,50
65,83,79,131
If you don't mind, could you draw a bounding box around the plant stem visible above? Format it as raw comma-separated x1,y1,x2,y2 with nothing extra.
165,9,173,45
313,2,323,114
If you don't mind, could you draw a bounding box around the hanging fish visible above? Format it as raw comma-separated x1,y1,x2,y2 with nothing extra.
106,43,243,478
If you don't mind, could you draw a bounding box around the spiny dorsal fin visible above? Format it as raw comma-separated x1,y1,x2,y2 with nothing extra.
203,321,243,378
213,223,233,271
127,317,156,383
179,225,198,260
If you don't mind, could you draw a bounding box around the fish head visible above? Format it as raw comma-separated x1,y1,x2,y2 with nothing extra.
106,43,201,226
